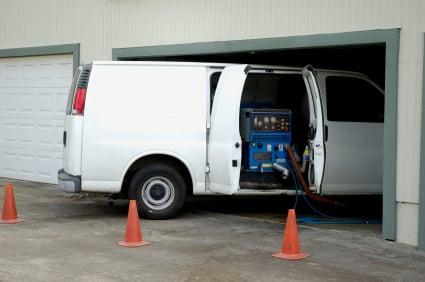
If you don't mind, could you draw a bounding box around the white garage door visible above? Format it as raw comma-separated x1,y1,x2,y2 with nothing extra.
0,54,73,184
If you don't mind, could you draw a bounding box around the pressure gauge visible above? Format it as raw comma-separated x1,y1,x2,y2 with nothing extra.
264,117,270,123
271,117,276,123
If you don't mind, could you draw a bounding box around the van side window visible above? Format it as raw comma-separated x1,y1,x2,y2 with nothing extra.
210,72,221,111
325,76,384,123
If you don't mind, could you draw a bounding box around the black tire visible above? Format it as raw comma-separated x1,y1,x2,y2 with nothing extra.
129,163,187,219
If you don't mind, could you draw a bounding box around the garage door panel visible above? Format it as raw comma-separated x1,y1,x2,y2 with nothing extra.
0,56,73,88
0,88,68,119
3,64,19,81
20,92,36,114
55,91,70,114
0,54,73,184
18,121,36,146
56,61,73,80
1,120,18,145
36,120,64,150
0,148,18,178
0,147,63,184
37,90,58,114
18,152,37,178
21,63,36,80
0,118,62,151
2,91,18,113
36,151,56,178
36,88,69,117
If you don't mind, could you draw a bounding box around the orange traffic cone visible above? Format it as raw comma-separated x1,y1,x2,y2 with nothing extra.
1,183,22,224
272,209,309,260
118,200,151,247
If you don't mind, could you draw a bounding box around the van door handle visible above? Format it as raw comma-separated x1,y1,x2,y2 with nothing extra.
63,131,67,147
235,142,240,148
325,125,328,142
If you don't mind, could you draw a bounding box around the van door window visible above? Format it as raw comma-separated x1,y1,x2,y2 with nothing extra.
210,72,221,111
325,76,384,123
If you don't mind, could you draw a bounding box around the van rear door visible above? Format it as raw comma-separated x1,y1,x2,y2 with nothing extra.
207,65,248,194
63,65,90,176
302,66,326,194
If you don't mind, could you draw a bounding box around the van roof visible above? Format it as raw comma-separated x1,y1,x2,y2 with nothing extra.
92,61,231,68
91,61,368,78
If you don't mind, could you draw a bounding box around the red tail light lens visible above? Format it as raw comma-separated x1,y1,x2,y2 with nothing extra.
73,88,87,114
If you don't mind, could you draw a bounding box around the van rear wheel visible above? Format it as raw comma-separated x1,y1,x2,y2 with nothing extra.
129,163,186,219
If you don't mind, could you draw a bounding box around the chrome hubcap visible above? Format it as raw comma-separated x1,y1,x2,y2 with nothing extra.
141,177,175,210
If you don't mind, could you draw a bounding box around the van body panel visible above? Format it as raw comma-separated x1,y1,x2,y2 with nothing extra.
118,149,202,194
81,180,121,193
321,122,383,194
80,64,208,193
317,72,384,194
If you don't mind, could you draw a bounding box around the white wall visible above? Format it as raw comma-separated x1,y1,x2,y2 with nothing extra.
0,0,424,246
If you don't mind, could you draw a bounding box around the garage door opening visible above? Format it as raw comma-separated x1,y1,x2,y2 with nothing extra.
119,43,387,235
0,54,74,184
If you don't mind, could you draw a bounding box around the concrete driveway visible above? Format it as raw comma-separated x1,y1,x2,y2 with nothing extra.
0,179,424,281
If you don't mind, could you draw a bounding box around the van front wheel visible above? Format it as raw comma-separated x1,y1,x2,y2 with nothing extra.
129,164,187,219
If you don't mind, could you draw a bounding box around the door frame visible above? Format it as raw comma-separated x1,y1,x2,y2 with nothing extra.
112,29,400,242
0,43,80,74
419,34,425,251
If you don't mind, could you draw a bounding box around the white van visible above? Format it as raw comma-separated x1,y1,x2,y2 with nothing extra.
58,61,384,219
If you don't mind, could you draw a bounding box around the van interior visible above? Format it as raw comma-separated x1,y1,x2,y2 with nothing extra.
211,71,310,190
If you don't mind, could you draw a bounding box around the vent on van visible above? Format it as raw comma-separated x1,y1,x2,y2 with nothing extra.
76,65,92,88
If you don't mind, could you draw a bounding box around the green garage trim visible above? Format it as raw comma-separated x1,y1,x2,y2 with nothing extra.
113,29,400,241
419,35,425,251
0,43,80,74
113,30,396,60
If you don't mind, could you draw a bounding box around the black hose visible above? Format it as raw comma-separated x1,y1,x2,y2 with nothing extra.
289,167,299,209
290,166,336,218
285,145,345,207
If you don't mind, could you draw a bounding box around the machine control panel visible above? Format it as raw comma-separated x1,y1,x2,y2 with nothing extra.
251,111,291,132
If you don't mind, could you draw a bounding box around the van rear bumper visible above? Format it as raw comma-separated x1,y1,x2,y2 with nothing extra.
58,169,81,193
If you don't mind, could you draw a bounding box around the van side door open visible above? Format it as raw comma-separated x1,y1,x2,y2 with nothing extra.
302,66,326,194
207,65,248,194
208,64,326,195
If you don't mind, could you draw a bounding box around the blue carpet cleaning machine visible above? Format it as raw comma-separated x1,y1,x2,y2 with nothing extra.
240,109,347,217
240,109,292,177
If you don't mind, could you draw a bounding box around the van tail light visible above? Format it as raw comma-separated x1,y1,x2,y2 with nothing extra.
68,64,91,115
73,88,87,114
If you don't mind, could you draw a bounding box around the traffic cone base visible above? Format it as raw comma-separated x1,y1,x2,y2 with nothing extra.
0,218,22,224
118,240,152,248
272,251,309,260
